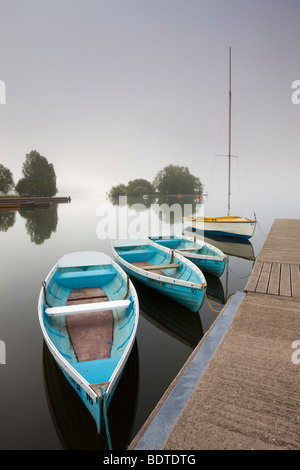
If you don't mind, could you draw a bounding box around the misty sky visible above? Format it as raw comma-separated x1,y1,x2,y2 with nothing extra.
0,0,299,217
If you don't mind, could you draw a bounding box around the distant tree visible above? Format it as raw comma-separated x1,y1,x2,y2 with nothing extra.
126,178,156,196
107,178,156,201
0,163,14,194
153,164,203,195
107,183,128,199
15,150,57,197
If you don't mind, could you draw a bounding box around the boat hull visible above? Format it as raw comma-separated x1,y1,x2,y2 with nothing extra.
181,253,225,277
184,217,256,239
112,239,206,312
149,234,226,278
60,367,102,428
116,260,204,312
38,251,139,435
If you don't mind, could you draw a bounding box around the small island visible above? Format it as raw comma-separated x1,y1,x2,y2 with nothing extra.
107,164,203,200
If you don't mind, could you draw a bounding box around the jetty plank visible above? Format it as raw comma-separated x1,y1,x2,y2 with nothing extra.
291,264,300,298
255,262,272,293
280,263,291,297
267,262,280,295
244,261,263,292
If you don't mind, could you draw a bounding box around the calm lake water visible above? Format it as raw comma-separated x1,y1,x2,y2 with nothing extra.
0,193,285,449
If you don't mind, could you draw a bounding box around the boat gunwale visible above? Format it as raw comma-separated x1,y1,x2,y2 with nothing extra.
149,233,226,262
183,216,256,224
38,252,139,404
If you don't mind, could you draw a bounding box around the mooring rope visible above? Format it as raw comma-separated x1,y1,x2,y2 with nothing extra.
99,386,113,450
202,283,222,313
256,218,267,237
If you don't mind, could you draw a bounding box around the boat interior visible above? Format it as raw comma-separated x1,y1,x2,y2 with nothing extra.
114,243,202,283
150,236,220,257
43,263,135,384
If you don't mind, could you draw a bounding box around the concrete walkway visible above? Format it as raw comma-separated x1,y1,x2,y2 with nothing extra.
129,219,300,450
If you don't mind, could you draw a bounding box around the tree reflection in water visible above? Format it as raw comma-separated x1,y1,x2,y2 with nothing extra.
19,205,58,244
0,210,16,232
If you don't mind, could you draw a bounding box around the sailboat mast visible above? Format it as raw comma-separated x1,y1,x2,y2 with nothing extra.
227,47,232,217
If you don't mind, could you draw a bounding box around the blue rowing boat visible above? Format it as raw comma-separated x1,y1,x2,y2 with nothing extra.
148,233,226,278
112,238,206,312
38,251,139,440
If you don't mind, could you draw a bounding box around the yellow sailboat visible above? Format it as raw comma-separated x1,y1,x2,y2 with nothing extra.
184,48,256,240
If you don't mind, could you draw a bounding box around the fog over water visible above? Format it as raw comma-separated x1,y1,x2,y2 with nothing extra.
0,0,299,221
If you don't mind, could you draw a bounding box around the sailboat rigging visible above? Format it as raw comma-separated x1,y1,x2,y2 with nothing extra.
184,47,256,239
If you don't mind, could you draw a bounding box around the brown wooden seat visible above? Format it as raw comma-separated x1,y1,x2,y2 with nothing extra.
132,261,180,276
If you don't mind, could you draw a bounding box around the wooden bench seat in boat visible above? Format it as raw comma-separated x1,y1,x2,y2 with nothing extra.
131,261,180,275
176,247,201,252
45,299,130,315
140,263,180,271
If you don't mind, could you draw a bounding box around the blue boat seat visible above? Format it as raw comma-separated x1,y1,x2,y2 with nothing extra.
71,356,120,384
152,238,182,248
55,269,116,289
118,249,155,263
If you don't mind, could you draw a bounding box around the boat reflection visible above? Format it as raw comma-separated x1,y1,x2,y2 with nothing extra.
184,228,255,303
184,228,255,261
205,272,226,306
132,279,203,348
42,340,139,450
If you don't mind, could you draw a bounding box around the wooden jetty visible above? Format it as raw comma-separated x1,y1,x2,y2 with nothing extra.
130,219,300,450
0,196,71,209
